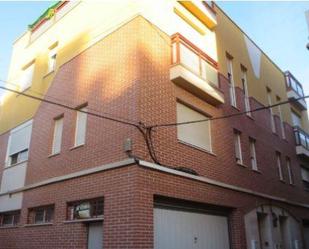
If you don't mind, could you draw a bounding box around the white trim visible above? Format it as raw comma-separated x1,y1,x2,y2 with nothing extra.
137,160,309,209
0,158,136,197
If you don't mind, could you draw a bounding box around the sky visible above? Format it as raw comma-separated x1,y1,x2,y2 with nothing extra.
0,1,308,98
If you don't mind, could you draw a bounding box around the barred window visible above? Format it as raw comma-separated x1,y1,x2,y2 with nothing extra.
0,210,20,227
67,198,104,220
28,205,54,224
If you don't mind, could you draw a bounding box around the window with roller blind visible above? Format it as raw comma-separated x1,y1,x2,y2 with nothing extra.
301,167,309,191
176,102,211,152
20,63,34,92
6,120,33,167
51,116,63,155
74,106,88,147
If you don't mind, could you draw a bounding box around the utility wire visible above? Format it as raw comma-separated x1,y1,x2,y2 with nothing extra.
0,84,160,163
0,79,139,124
149,95,309,128
0,85,139,128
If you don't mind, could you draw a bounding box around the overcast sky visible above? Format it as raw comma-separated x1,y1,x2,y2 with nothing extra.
0,1,308,100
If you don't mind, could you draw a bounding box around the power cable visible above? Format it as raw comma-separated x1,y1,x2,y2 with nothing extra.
149,94,309,128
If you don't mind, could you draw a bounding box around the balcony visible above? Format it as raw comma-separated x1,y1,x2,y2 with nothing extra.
170,33,224,106
294,126,309,158
285,71,307,110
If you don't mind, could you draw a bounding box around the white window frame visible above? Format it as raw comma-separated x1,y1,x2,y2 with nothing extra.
51,116,63,155
47,47,57,74
277,97,286,139
267,89,276,133
241,68,251,116
176,102,212,152
20,63,35,92
286,158,293,185
227,56,237,107
74,106,88,147
234,130,243,165
249,138,258,171
276,152,284,181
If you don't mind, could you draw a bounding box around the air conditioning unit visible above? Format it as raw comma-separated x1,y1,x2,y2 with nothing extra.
75,202,91,219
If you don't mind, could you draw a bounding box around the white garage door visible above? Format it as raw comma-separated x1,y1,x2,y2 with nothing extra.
154,208,230,249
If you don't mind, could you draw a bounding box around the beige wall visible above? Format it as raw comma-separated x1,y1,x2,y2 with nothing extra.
214,4,307,128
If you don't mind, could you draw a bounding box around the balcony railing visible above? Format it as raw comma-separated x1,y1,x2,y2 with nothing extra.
285,71,304,98
294,126,309,155
171,33,219,87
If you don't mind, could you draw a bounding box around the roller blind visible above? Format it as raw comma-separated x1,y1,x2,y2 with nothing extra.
8,121,33,156
75,107,87,146
177,102,211,151
52,118,63,154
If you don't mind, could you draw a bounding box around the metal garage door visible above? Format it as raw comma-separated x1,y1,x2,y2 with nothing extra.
154,208,230,249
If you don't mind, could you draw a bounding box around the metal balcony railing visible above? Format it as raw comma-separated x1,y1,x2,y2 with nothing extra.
171,33,219,87
285,72,304,98
294,126,309,150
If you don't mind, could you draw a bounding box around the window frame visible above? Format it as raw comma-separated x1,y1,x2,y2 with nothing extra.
276,152,284,181
74,105,88,147
0,210,20,227
286,157,294,185
249,137,258,171
234,130,243,165
226,55,237,108
28,205,54,224
51,116,64,155
267,88,276,133
67,197,104,221
241,66,251,116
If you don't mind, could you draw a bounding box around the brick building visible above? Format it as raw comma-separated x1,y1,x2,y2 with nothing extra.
0,1,309,249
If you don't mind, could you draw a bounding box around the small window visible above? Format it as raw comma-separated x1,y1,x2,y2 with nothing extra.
276,96,286,139
176,102,211,152
47,45,57,73
8,149,28,166
267,88,276,133
74,106,87,147
249,138,258,171
227,55,236,107
28,205,54,224
234,130,243,165
0,210,20,227
20,63,34,92
286,157,293,185
51,117,63,155
67,198,104,220
241,67,251,116
276,152,284,181
301,167,309,191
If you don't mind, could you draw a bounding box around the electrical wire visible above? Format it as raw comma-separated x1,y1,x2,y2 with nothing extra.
149,94,309,128
0,79,139,124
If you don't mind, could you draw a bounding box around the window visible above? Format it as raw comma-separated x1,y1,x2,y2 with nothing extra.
291,110,301,127
51,117,63,155
67,198,104,220
20,63,34,91
0,211,20,227
249,138,257,170
286,157,294,185
176,102,211,151
6,120,32,167
276,152,284,181
47,44,57,73
241,67,251,116
267,88,276,133
234,130,243,164
276,96,286,139
28,205,54,224
227,55,236,107
74,106,87,147
301,167,309,191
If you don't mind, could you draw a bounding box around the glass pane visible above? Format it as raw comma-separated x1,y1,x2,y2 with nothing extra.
205,63,218,87
179,44,199,75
